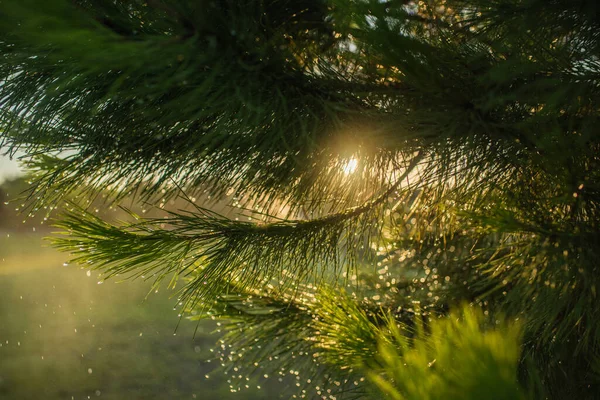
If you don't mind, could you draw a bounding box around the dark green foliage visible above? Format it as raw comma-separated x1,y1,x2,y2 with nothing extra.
2,0,600,398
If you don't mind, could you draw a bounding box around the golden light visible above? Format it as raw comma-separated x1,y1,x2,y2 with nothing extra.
342,157,358,175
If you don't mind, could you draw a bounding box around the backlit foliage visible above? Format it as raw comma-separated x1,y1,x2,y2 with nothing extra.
1,0,599,398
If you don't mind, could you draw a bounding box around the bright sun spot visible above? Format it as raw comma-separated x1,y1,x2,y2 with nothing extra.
342,157,358,175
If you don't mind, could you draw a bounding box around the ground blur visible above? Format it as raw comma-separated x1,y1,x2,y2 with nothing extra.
0,179,285,400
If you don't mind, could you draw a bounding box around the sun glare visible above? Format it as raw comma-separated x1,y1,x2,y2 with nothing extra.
342,157,358,175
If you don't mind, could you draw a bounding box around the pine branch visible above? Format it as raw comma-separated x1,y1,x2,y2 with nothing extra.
189,284,372,399
190,284,532,400
0,0,377,209
51,152,422,308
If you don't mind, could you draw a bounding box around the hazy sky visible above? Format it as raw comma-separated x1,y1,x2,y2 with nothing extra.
0,152,24,184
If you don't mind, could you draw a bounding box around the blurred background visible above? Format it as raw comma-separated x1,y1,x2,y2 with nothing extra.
0,155,280,400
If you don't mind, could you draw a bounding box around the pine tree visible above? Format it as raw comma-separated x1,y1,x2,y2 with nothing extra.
1,0,599,398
